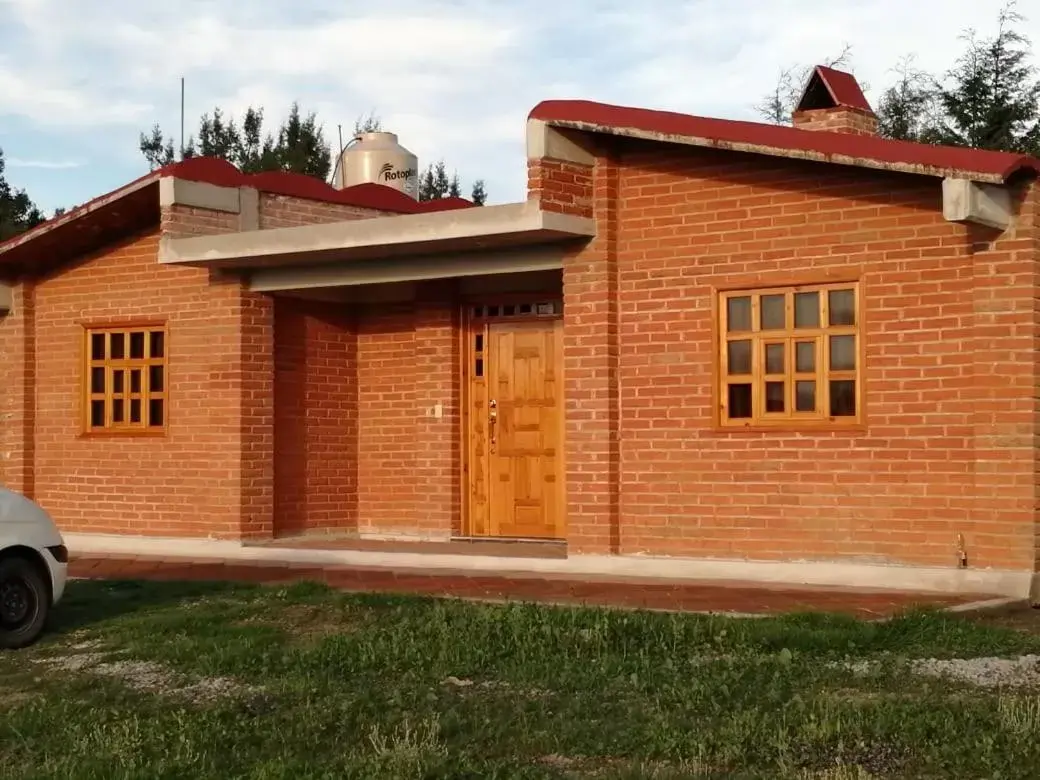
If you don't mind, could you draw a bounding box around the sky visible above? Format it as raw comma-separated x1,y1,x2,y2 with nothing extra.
1,0,1038,215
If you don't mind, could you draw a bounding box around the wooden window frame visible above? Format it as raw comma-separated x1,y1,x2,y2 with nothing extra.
81,322,169,436
715,281,863,430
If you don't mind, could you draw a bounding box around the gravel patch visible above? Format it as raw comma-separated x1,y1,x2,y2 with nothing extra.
835,655,1040,689
33,651,262,703
911,655,1040,689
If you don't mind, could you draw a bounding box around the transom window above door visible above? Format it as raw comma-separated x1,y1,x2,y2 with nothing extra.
718,282,861,428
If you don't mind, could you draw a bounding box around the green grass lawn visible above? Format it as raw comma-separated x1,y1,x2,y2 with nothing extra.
2,580,1040,779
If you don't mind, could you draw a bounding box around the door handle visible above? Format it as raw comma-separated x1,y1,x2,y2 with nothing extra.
488,399,498,453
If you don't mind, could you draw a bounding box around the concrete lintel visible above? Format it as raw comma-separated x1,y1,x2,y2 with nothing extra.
526,118,596,166
942,177,1013,230
0,281,12,315
238,187,260,231
63,531,1037,598
249,246,564,292
542,119,1011,185
158,176,242,214
159,200,595,268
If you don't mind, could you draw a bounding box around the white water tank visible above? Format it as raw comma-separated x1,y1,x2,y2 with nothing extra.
338,131,419,199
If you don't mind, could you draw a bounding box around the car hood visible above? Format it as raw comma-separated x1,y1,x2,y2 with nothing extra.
0,486,64,548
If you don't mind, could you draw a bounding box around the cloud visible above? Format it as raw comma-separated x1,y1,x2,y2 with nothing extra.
0,0,1038,215
5,157,83,169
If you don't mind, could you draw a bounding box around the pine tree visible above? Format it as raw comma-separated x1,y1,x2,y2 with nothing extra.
875,57,940,142
416,159,484,205
929,1,1040,153
139,104,332,179
0,148,45,241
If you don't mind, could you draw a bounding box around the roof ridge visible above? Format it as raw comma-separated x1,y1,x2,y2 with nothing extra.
528,98,1040,182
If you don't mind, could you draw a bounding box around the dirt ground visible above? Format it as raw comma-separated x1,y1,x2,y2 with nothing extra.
968,603,1040,633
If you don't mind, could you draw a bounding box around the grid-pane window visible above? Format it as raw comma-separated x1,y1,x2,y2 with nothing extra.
85,326,167,432
719,283,861,427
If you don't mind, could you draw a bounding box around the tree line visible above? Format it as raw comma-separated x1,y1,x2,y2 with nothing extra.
2,1,1037,240
139,106,488,205
758,1,1039,154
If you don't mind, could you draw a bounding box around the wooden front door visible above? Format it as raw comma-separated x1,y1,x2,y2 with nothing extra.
464,301,564,539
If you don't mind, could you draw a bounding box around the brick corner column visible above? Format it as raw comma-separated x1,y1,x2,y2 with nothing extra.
207,276,275,541
562,154,619,554
970,180,1040,575
239,287,275,541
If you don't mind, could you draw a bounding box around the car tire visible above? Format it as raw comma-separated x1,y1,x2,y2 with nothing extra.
0,556,49,650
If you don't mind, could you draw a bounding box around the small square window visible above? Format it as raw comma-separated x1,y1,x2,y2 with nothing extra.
719,283,861,427
85,326,168,434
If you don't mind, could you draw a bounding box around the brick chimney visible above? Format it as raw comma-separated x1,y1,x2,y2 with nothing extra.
791,65,878,136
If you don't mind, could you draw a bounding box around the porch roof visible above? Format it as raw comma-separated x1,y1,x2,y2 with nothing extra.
157,200,596,272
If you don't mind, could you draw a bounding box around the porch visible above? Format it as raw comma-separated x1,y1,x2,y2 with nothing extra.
159,200,594,547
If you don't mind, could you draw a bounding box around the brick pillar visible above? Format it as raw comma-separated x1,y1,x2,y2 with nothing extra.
0,281,35,497
562,155,620,553
414,282,459,537
207,273,275,540
239,287,275,539
969,181,1040,577
1033,189,1040,599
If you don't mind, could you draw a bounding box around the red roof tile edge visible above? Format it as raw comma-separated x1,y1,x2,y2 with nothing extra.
801,66,874,113
160,157,475,215
0,157,474,254
528,99,1040,183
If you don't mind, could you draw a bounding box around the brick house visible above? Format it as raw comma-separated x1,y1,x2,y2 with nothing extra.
2,66,1039,598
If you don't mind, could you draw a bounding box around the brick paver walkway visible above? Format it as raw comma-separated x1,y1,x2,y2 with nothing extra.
66,554,991,618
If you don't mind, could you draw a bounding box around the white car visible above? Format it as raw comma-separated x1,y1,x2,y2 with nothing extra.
0,486,68,649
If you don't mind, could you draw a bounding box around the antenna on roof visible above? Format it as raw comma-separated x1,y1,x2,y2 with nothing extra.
179,77,185,160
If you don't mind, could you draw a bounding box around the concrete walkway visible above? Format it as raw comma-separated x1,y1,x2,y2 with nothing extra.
67,553,997,619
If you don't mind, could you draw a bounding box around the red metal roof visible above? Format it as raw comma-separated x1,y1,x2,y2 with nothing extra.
797,66,873,112
0,157,473,276
529,99,1040,183
161,157,474,214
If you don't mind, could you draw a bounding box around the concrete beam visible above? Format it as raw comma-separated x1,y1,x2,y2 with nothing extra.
249,246,564,292
541,118,1014,185
942,177,1013,230
526,118,596,165
158,177,242,214
159,200,595,269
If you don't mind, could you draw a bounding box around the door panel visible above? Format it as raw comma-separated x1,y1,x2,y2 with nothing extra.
486,319,563,539
464,313,563,540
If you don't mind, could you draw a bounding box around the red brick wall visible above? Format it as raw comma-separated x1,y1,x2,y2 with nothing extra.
528,159,594,217
156,192,397,539
560,152,620,553
3,185,444,541
26,229,257,536
0,281,35,497
355,288,459,538
792,108,879,135
273,297,357,536
163,203,276,540
560,141,1039,571
259,194,390,229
